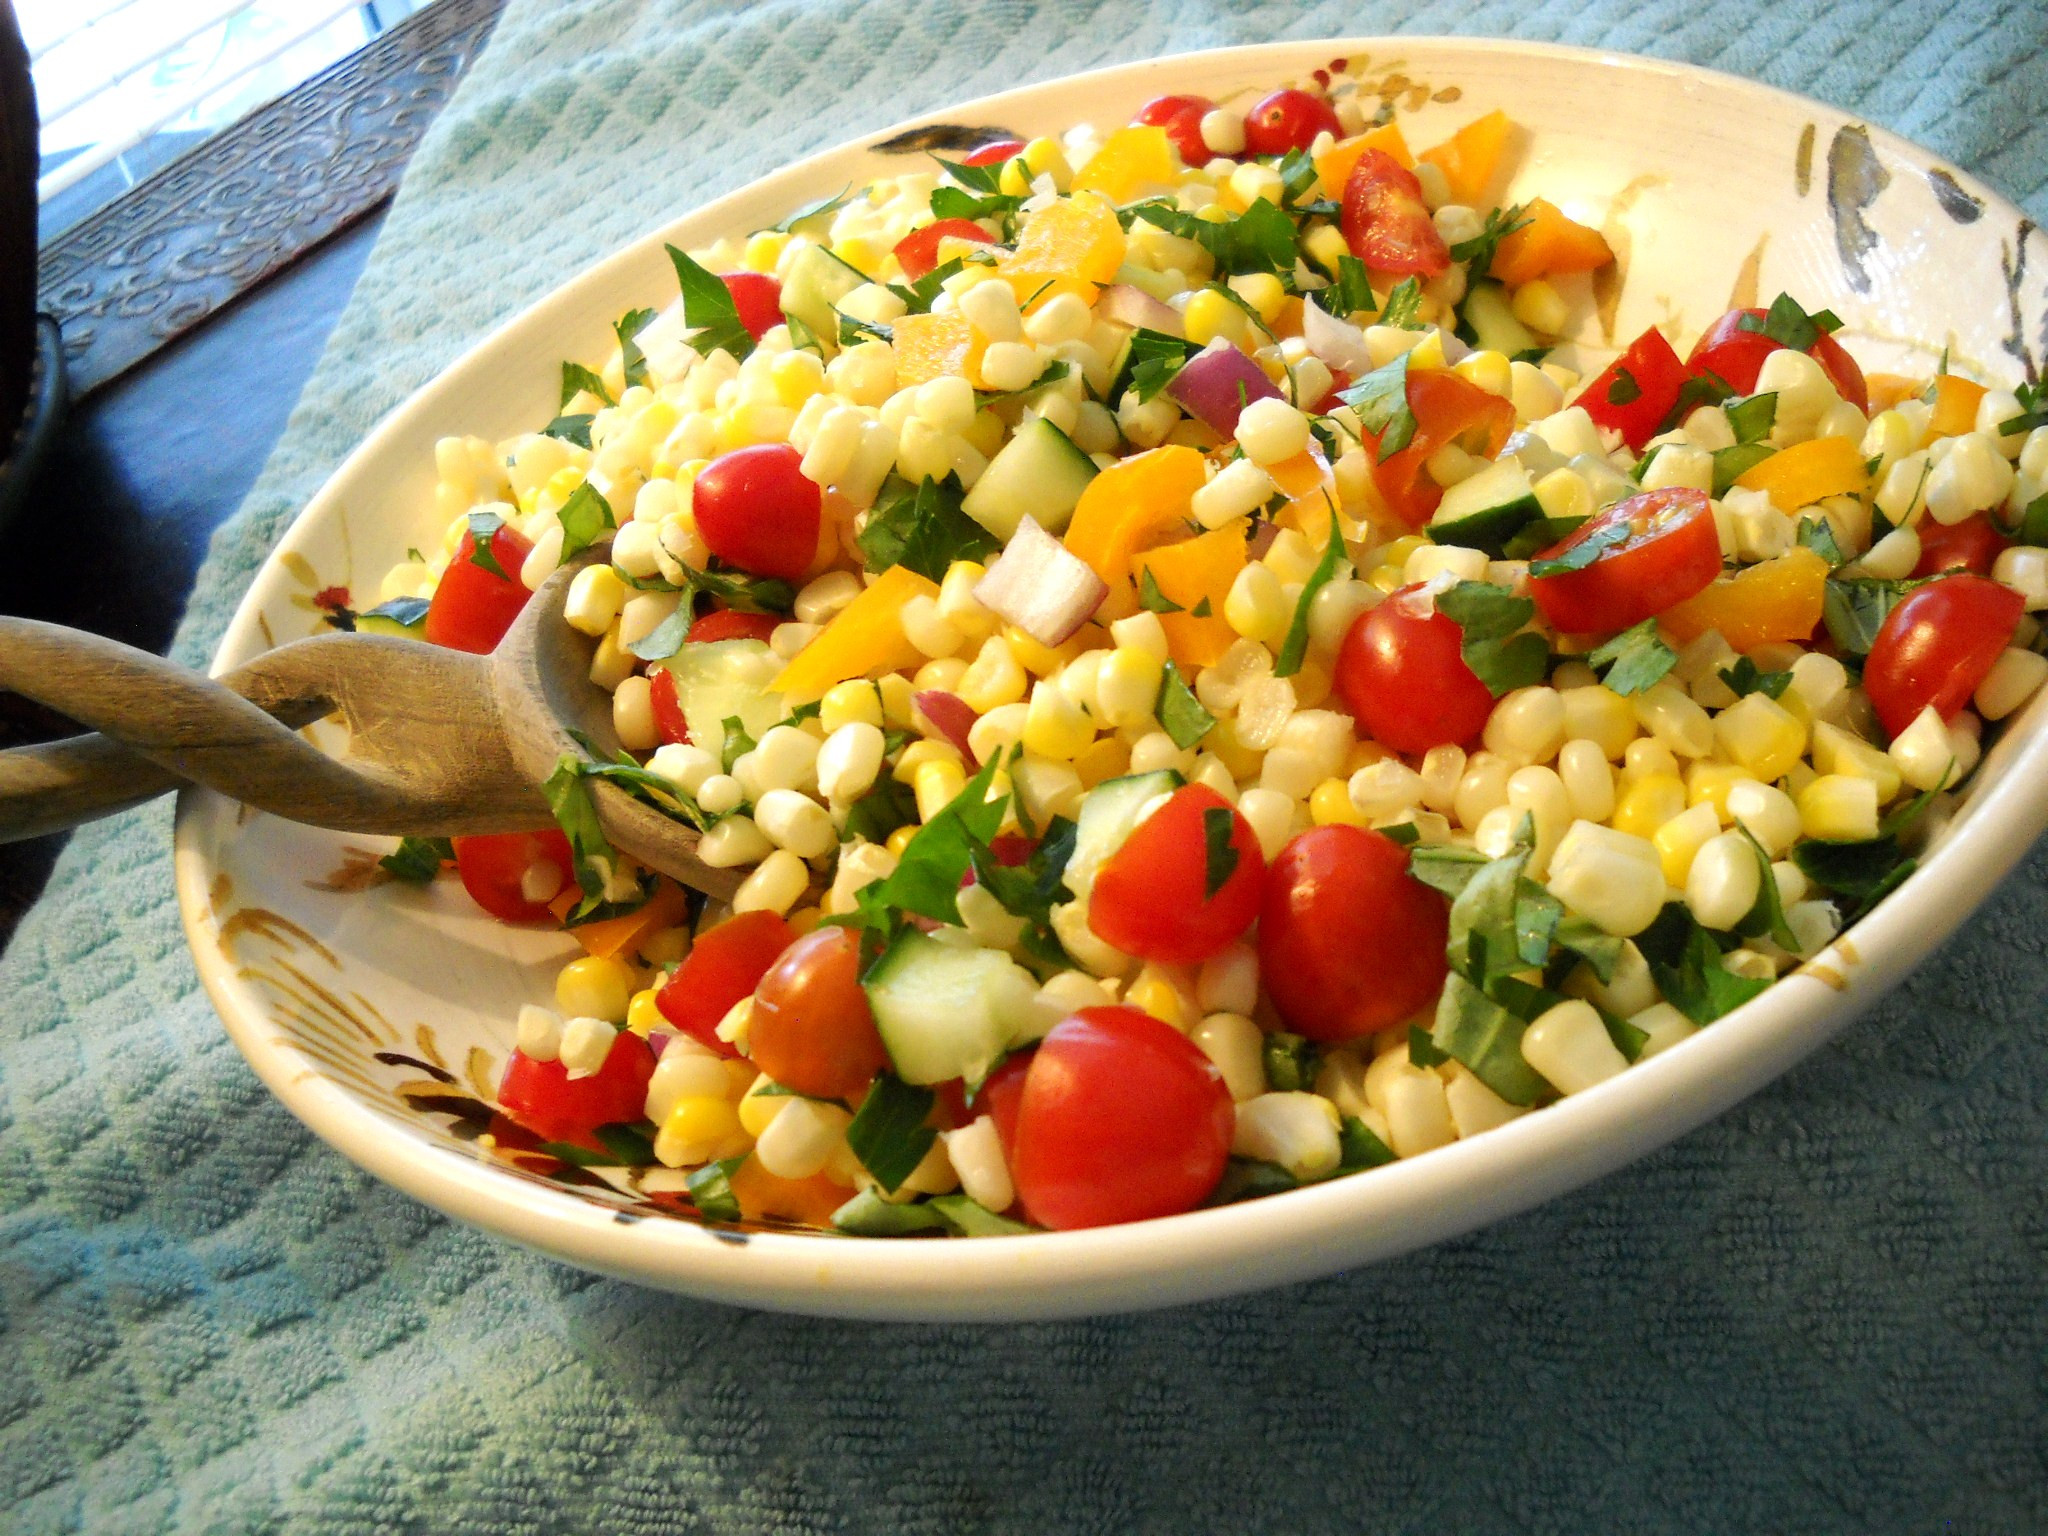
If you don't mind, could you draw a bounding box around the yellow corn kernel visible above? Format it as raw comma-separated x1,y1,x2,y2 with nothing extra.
959,635,1030,713
1452,349,1514,399
1207,714,1267,779
1095,645,1164,729
1684,761,1746,821
1653,802,1721,886
1611,772,1687,840
625,988,666,1037
736,1075,786,1138
658,1095,744,1159
556,955,636,1023
831,236,879,272
878,671,918,729
886,824,919,857
998,158,1033,197
639,925,692,967
1797,774,1881,841
1302,225,1352,284
1292,658,1333,710
1073,734,1132,788
820,679,884,733
914,759,968,821
722,1057,758,1097
1184,288,1250,348
1712,692,1807,783
1020,135,1072,187
892,738,963,782
743,230,790,272
1005,624,1086,678
1123,969,1188,1030
787,906,824,935
1023,681,1096,761
1232,271,1288,325
768,350,825,409
1224,563,1290,643
1810,720,1903,803
716,398,794,452
1511,279,1569,335
962,408,1006,459
1367,564,1405,593
637,399,679,443
1376,534,1428,572
1310,778,1369,826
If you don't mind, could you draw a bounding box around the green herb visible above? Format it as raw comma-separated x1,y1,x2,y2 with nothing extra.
1262,1032,1321,1093
1435,581,1549,697
1443,819,1547,981
1736,292,1841,352
930,184,1023,227
666,243,755,360
1527,518,1631,577
626,566,797,661
1275,503,1347,677
1408,842,1489,899
1191,597,1213,617
926,1194,1033,1236
847,754,1010,932
842,776,920,846
1202,280,1277,341
888,256,964,316
1276,147,1321,208
1407,1024,1448,1068
541,754,628,921
1733,825,1800,949
533,1122,658,1168
1631,445,1666,484
962,815,1078,972
1588,618,1678,696
1121,327,1200,404
565,730,710,832
1446,202,1531,273
686,1157,746,1222
976,359,1072,407
1797,515,1847,566
554,482,616,564
1711,442,1775,494
1719,656,1793,699
1204,1158,1307,1206
1632,903,1770,1025
1201,805,1239,899
831,1190,949,1236
1822,575,1928,657
379,835,452,883
1338,351,1416,461
1657,371,1734,433
837,312,894,348
1430,973,1551,1105
719,716,755,774
1553,914,1624,984
542,413,594,449
358,595,430,631
771,187,853,233
785,313,826,356
465,509,511,579
1997,379,2048,437
1791,837,1915,922
1378,276,1425,329
932,154,1006,194
2016,491,2048,547
1605,366,1642,406
1500,515,1587,560
1318,255,1377,318
1157,661,1216,750
559,360,614,411
1129,197,1298,278
1338,1116,1396,1170
1378,820,1423,847
1725,392,1779,445
845,1073,938,1194
613,307,656,391
1138,566,1185,613
855,474,999,582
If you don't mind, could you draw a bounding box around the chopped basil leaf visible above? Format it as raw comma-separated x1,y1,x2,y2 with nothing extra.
666,243,755,360
1998,379,2048,436
1733,825,1800,949
1378,819,1423,847
567,744,711,832
1553,914,1624,984
1157,661,1216,750
1130,198,1298,278
359,595,430,630
1378,276,1425,330
931,154,1006,194
542,413,594,449
1724,391,1779,445
1527,518,1631,577
559,360,614,411
1201,805,1239,899
772,187,853,233
1338,351,1416,461
1338,1116,1396,1170
831,1189,949,1236
379,835,452,883
1435,580,1548,697
1202,279,1276,340
1408,843,1489,899
845,1073,938,1194
926,1194,1032,1236
686,1156,746,1222
1276,147,1321,208
785,313,826,356
976,359,1071,407
1797,515,1847,566
930,183,1022,226
1605,366,1643,406
1822,575,1928,657
1600,1007,1648,1063
1588,618,1678,696
1319,254,1377,318
2019,491,2048,546
1711,441,1775,494
1632,903,1770,1025
1262,1032,1321,1093
613,307,656,391
841,776,920,846
1192,597,1213,617
541,754,628,921
1658,371,1734,433
888,256,964,316
837,312,894,347
1205,1158,1305,1206
850,754,1010,931
1137,566,1185,613
554,481,616,564
1276,503,1347,677
1719,656,1793,699
855,474,999,582
466,509,511,579
1430,972,1551,1105
1446,202,1531,272
1736,292,1840,352
719,716,756,775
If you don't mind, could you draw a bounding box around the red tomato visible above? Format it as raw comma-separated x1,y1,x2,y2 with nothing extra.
690,443,822,581
423,521,534,654
648,667,691,745
718,271,783,341
687,608,783,644
748,927,889,1100
1913,514,2011,577
978,1050,1032,1152
1336,584,1498,754
961,138,1024,166
1574,326,1693,451
497,1032,656,1152
451,830,574,923
1132,93,1218,167
656,910,795,1057
1088,785,1266,964
1340,149,1450,278
1687,307,1869,415
1364,368,1515,526
1001,1007,1232,1230
1310,366,1352,416
1260,826,1450,1042
1243,88,1342,157
1862,574,2023,738
1527,487,1722,636
893,218,997,282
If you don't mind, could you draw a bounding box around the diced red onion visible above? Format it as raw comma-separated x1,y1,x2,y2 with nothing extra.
972,515,1108,647
1167,345,1282,438
914,689,981,767
1301,295,1375,376
1097,283,1185,337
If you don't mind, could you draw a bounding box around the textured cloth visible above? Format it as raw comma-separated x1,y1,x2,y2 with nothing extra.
6,1,2048,1530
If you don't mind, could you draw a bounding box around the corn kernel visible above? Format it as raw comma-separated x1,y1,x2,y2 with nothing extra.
556,955,635,1024
914,759,967,821
1684,761,1745,820
959,634,1030,712
1073,735,1132,788
1183,288,1249,347
1024,681,1096,760
1810,720,1903,802
1653,801,1722,886
1224,562,1291,643
885,824,919,857
1712,692,1807,782
1005,624,1085,678
1797,774,1881,841
1611,772,1687,839
1124,968,1189,1029
1310,778,1369,826
654,1095,746,1167
1229,271,1287,324
820,679,884,733
625,988,665,1037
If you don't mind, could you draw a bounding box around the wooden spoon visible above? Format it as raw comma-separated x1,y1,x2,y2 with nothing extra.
0,557,745,900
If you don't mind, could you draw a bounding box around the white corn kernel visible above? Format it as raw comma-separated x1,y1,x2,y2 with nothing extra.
1483,686,1566,766
1192,1012,1266,1102
752,789,838,858
557,1016,618,1079
1234,1092,1342,1178
1725,779,1800,855
1556,739,1615,822
732,848,809,914
1888,704,1960,793
1522,1000,1627,1095
1686,830,1762,931
1630,1002,1697,1060
796,569,863,627
1546,821,1665,936
515,1004,563,1063
1444,1066,1528,1138
1235,397,1311,465
1381,1067,1456,1159
611,675,659,751
1992,545,2048,610
1236,786,1297,861
941,1116,1015,1213
755,1098,853,1181
1975,647,2048,720
817,721,886,803
1195,944,1259,1017
563,565,627,636
1632,682,1715,758
1925,432,2015,524
697,814,771,866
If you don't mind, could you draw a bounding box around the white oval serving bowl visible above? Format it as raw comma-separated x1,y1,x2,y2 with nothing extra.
173,37,2048,1320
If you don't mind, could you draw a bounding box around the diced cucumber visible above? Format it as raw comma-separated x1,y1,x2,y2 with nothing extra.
355,596,429,639
1460,280,1543,359
863,929,1040,1085
1427,458,1541,554
779,243,870,346
960,416,1099,540
651,639,785,746
1062,769,1183,899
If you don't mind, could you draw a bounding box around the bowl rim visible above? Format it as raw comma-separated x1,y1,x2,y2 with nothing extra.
172,34,2048,1320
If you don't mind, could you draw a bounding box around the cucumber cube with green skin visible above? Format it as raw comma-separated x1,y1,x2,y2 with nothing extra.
1460,280,1543,359
1061,770,1183,899
960,417,1099,540
863,929,1041,1085
779,244,871,346
355,597,430,638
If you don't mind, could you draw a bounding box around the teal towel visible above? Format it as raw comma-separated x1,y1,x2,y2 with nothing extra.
6,2,2047,1530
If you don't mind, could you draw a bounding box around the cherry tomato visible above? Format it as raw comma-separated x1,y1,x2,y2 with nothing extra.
497,1032,656,1152
1862,574,2023,739
451,830,574,923
1574,325,1693,451
748,927,890,1100
1363,368,1515,526
687,608,783,644
1132,93,1218,167
1310,366,1352,416
1687,307,1869,415
1340,149,1450,278
1335,584,1497,754
978,1050,1032,1155
718,271,783,341
656,910,796,1057
893,217,997,282
1243,88,1342,157
961,138,1024,166
1527,486,1722,636
1913,513,2011,578
424,521,534,654
690,443,822,581
648,667,691,745
1259,826,1450,1042
1000,1007,1232,1230
1088,785,1266,964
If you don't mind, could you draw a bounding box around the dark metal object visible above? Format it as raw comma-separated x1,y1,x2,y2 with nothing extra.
36,0,506,397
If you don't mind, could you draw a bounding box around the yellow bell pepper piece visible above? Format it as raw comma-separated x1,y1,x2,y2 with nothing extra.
997,193,1126,312
1071,126,1177,202
1063,445,1209,590
1314,121,1415,198
1487,197,1614,287
1660,545,1829,650
770,563,938,701
892,311,982,389
730,1158,849,1228
1133,520,1249,670
550,879,691,961
1417,109,1516,206
1733,435,1870,512
1928,374,1987,439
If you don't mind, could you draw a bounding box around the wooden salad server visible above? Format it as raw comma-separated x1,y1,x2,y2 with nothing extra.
0,558,745,900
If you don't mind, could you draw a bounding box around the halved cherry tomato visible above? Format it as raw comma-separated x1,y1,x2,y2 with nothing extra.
893,218,997,282
1863,574,2023,739
451,830,574,923
1335,584,1496,754
961,138,1024,166
690,443,822,581
1340,149,1449,278
1132,94,1217,167
1913,513,2011,577
424,521,534,654
1527,486,1722,635
1259,826,1450,1042
718,271,783,341
648,667,691,745
656,910,795,1057
688,608,783,644
1088,785,1266,964
1000,1007,1232,1230
748,926,889,1100
497,1032,656,1152
1243,88,1342,157
1574,326,1692,452
1363,368,1514,526
1687,307,1869,415
1310,366,1352,416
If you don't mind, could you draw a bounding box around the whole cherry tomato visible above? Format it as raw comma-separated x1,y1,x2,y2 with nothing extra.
961,138,1024,166
656,909,796,1057
690,443,822,581
1362,368,1515,527
1336,584,1497,754
1000,1007,1233,1230
893,217,997,281
648,667,691,745
498,1031,656,1152
424,520,534,654
451,830,574,923
1527,486,1723,636
749,926,890,1101
1913,513,2012,577
1862,573,2024,739
1259,826,1450,1042
1088,785,1266,964
1132,93,1218,167
1340,149,1450,278
718,271,784,341
1243,87,1342,157
1687,306,1869,415
1574,325,1693,451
